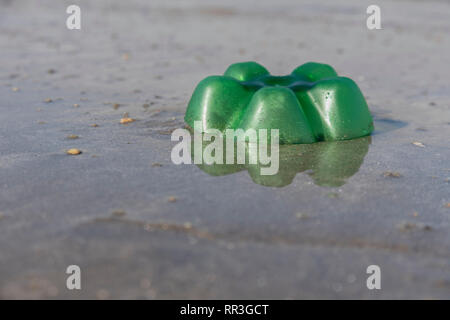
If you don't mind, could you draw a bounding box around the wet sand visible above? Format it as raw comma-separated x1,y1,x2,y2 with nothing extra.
0,0,449,299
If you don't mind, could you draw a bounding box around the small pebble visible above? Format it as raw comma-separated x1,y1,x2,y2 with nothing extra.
383,171,402,178
91,124,99,127
12,87,19,92
66,148,82,155
73,104,80,108
67,134,79,139
120,117,135,124
44,98,53,103
151,163,162,167
168,196,177,203
412,141,425,148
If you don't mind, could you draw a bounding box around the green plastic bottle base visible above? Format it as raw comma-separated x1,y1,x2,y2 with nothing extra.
184,62,374,144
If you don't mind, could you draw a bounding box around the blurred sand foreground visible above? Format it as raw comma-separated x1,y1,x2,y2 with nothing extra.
0,0,449,299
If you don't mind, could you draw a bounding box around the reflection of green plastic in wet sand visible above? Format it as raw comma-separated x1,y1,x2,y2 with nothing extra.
193,135,371,188
185,62,373,144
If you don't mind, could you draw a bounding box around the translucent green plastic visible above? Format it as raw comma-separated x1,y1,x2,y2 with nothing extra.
184,62,374,144
192,134,371,188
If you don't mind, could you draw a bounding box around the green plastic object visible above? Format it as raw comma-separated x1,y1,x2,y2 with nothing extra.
184,62,374,144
